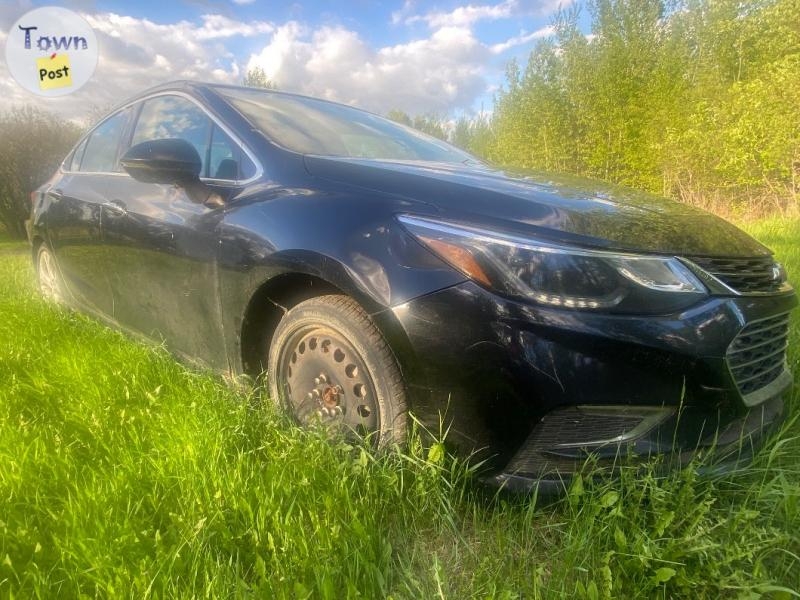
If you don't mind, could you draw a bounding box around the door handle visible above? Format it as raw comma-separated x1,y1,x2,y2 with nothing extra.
103,200,127,216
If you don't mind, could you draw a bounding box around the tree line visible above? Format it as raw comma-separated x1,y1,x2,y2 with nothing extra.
420,0,799,215
1,0,795,238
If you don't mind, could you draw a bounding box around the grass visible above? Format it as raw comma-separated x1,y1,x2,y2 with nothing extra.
0,228,25,255
0,218,798,598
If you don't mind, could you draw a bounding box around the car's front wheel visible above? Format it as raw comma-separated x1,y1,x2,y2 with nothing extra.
36,244,65,304
267,294,407,447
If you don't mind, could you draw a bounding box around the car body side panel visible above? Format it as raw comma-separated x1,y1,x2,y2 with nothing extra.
101,176,228,369
39,173,114,314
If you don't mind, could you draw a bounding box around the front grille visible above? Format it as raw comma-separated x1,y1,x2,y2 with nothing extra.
726,313,790,396
689,255,785,294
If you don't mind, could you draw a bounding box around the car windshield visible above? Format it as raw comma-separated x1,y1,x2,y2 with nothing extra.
216,87,475,164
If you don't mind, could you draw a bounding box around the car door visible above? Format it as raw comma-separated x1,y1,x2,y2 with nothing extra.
102,94,257,368
45,107,133,316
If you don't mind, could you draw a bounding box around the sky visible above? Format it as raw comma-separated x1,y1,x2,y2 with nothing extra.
0,0,571,122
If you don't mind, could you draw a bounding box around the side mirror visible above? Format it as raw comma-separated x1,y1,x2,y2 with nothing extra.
120,139,202,185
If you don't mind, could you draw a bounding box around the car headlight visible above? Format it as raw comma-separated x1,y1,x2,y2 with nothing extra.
398,215,708,313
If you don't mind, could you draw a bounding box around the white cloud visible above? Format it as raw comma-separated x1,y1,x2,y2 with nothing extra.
391,0,417,25
401,0,567,28
84,13,273,43
246,21,307,83
246,24,492,115
0,11,267,120
406,0,519,28
490,25,553,54
232,0,257,5
194,14,273,40
0,1,567,123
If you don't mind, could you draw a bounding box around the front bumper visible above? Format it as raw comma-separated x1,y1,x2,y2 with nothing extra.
489,392,785,493
392,281,796,483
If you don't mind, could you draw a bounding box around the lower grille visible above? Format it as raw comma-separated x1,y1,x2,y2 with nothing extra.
689,255,785,294
727,313,790,397
505,406,672,476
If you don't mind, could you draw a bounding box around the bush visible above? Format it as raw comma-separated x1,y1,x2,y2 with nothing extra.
0,107,82,239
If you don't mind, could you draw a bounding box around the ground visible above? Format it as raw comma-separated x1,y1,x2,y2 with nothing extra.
0,218,798,598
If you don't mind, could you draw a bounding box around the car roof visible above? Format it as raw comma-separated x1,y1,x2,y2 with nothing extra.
98,80,400,133
118,80,352,111
92,80,378,135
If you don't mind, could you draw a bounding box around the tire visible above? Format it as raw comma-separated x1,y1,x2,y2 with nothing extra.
36,244,65,305
267,294,407,447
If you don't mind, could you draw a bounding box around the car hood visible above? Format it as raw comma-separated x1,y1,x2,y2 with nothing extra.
303,156,770,258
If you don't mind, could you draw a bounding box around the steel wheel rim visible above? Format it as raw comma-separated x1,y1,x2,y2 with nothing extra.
37,249,62,303
277,324,381,441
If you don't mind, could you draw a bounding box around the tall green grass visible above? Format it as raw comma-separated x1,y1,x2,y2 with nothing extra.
0,218,798,598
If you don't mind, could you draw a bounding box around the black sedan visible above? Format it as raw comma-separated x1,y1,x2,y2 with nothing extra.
28,81,796,491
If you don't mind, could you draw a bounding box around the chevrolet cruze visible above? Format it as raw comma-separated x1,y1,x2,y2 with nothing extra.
28,81,796,490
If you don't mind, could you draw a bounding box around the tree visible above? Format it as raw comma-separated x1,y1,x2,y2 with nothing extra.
411,115,448,141
386,109,412,127
488,0,800,213
452,113,494,156
0,107,83,238
386,109,448,141
243,67,278,89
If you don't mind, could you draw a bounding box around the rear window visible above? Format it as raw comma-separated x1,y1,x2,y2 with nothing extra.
69,137,88,171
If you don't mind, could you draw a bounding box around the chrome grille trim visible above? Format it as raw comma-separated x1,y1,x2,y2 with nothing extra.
726,313,791,402
688,255,788,295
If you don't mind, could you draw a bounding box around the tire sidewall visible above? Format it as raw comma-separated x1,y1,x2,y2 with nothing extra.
36,244,63,304
267,296,406,446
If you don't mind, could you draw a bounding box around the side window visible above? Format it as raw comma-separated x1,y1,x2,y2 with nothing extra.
208,125,257,180
80,108,131,173
69,137,88,171
131,95,256,181
132,95,212,176
241,153,257,179
208,125,237,179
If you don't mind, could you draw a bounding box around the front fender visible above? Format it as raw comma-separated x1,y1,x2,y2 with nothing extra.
215,189,466,375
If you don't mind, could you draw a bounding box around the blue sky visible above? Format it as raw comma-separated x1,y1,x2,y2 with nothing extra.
1,0,572,120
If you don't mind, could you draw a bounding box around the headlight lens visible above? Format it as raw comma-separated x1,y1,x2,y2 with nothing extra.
399,215,707,312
